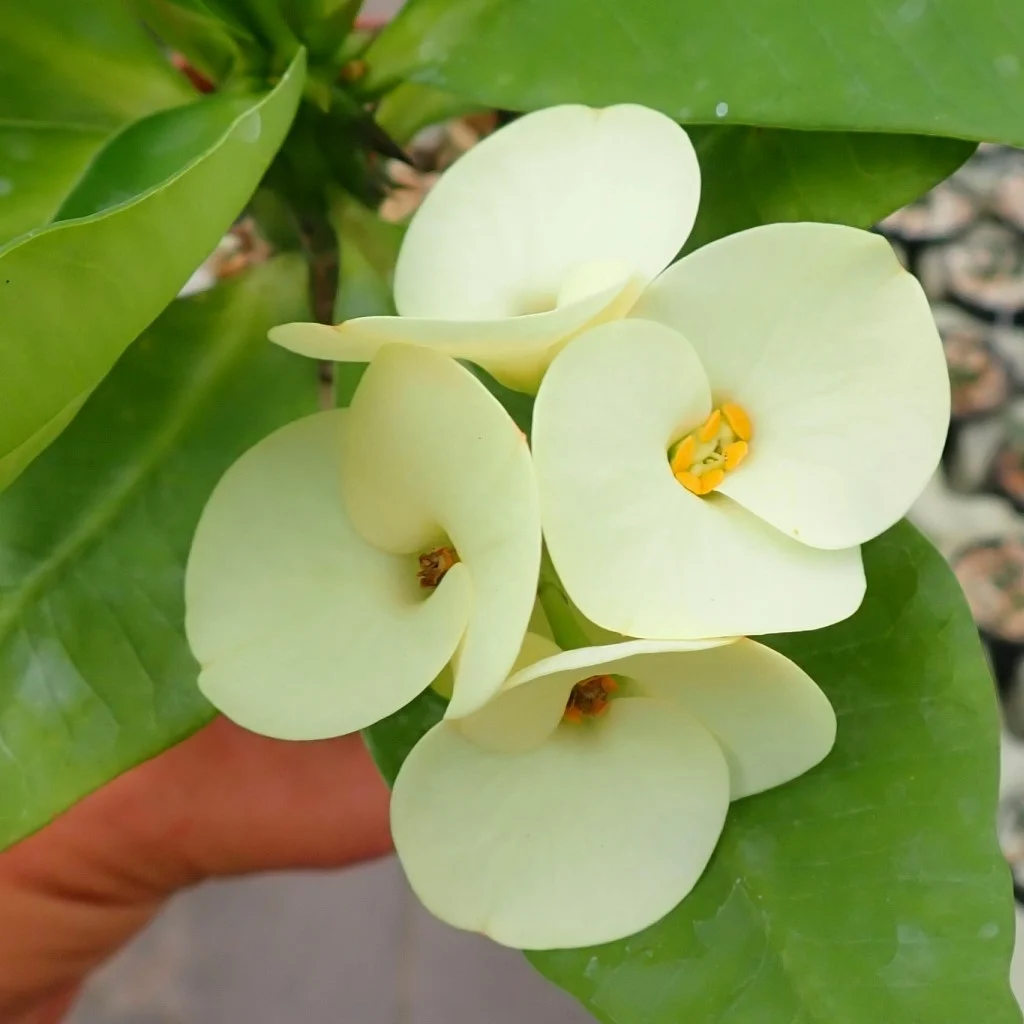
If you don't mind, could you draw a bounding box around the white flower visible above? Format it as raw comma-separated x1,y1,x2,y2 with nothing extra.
184,344,540,737
269,104,701,392
391,632,835,949
265,103,947,641
532,225,949,638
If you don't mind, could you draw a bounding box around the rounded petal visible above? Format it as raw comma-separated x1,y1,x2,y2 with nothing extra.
457,633,732,754
342,345,541,717
632,638,836,799
504,635,734,689
395,104,700,320
455,633,569,754
392,697,729,950
533,319,866,638
269,280,634,394
633,223,949,549
185,411,471,740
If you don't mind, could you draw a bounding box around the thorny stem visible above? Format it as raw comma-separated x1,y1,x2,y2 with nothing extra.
537,549,591,651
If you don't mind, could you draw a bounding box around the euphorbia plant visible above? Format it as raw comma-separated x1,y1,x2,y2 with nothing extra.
0,0,1020,1020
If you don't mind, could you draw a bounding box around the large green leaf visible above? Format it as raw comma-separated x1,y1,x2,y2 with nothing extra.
0,0,196,246
686,127,973,251
0,50,305,496
363,3,981,245
0,0,193,129
366,0,1024,145
366,523,1018,1022
54,94,259,221
0,257,316,849
0,126,109,247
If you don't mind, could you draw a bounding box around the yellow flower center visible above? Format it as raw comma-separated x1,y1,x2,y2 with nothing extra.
668,403,753,496
563,675,618,724
417,546,460,588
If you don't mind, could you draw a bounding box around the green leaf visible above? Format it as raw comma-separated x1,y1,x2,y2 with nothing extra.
366,0,1024,145
366,522,1018,1022
0,126,109,247
286,0,362,59
0,257,317,849
0,50,305,496
363,4,980,245
212,0,301,54
685,127,974,252
0,0,196,245
54,93,260,221
133,0,247,85
0,0,194,129
364,687,447,787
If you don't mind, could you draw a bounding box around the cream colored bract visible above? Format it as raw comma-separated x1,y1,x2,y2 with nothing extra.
184,345,541,739
633,223,950,549
392,633,835,949
533,225,948,639
270,104,700,392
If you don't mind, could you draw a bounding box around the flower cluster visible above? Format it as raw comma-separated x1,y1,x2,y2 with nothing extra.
186,105,949,950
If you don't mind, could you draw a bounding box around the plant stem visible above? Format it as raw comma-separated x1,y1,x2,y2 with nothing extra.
298,210,339,325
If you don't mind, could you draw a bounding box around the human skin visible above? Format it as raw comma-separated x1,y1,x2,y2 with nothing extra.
0,718,393,1024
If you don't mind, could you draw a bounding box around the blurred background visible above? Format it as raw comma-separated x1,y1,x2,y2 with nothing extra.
67,1,1024,1018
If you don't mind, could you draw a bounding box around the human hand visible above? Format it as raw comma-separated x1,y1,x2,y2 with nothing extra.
0,718,392,1024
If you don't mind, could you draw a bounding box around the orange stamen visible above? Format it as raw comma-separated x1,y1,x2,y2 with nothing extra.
721,402,752,442
670,434,697,475
674,470,704,494
723,440,749,471
700,467,726,493
698,409,722,443
417,546,460,588
563,675,618,723
668,403,754,497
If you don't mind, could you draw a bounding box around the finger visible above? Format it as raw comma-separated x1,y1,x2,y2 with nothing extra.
120,716,395,883
12,986,78,1024
0,717,392,1013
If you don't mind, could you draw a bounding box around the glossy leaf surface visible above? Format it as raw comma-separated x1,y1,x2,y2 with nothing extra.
0,0,192,128
0,0,195,245
686,127,973,251
0,258,316,848
366,0,1024,144
0,51,305,494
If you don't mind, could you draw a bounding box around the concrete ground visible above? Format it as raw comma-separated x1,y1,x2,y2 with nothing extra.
68,858,595,1024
